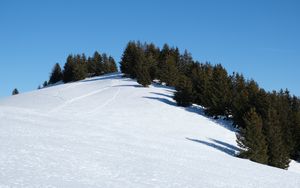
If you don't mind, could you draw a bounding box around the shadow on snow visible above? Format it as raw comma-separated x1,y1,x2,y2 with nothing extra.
186,137,240,156
144,91,237,133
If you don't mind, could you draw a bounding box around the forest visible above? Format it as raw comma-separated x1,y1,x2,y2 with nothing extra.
119,41,300,169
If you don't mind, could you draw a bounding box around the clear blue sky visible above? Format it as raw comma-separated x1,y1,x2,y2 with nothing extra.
0,0,299,98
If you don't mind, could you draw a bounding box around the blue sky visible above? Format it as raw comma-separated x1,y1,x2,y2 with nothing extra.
0,0,299,98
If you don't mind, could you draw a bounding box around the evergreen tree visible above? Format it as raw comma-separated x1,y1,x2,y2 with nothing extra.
136,64,151,87
189,62,213,107
290,96,300,159
63,54,87,82
49,63,63,84
157,56,179,86
12,88,19,95
86,52,101,76
265,106,290,169
178,50,193,75
237,108,268,164
174,75,193,107
145,43,159,80
93,51,103,76
63,55,76,83
108,56,118,72
120,42,139,78
102,53,110,73
43,81,48,88
230,73,250,127
73,54,87,81
206,64,231,118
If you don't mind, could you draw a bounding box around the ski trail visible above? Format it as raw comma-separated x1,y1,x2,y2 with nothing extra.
83,82,121,117
51,73,121,101
48,86,111,114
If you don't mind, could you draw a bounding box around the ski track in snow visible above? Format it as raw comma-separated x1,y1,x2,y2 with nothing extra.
0,73,300,188
48,86,111,114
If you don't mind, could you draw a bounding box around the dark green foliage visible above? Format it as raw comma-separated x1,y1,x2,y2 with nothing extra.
63,55,76,83
145,43,160,80
290,96,300,159
136,64,152,87
230,73,249,127
120,42,140,78
189,63,213,107
62,54,87,82
60,50,115,83
205,64,232,118
49,63,63,84
178,50,194,75
108,56,118,73
237,108,268,164
92,51,103,76
157,56,179,86
72,54,87,81
43,81,48,88
157,45,180,86
174,75,193,107
12,88,19,95
265,106,290,169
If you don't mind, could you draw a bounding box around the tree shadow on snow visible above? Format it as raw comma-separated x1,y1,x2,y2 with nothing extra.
186,137,240,156
149,92,174,98
185,106,237,132
143,96,177,107
113,84,142,88
144,91,237,133
81,73,122,83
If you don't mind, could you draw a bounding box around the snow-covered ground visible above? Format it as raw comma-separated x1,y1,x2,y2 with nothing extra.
0,73,300,187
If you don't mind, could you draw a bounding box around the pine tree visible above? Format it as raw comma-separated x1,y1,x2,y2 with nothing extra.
102,53,110,73
49,63,63,84
108,56,118,73
145,43,159,80
136,65,151,87
158,56,179,86
43,81,48,88
87,52,102,77
230,73,250,127
134,45,151,87
12,88,19,95
178,49,193,75
265,106,290,169
190,63,213,107
290,96,300,159
63,55,76,83
72,54,87,81
206,64,231,118
174,75,193,107
93,51,103,76
120,42,139,78
63,54,87,82
237,108,268,164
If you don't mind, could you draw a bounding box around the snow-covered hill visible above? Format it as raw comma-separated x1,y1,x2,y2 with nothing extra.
0,73,300,187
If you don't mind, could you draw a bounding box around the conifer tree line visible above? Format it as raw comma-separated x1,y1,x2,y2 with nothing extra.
120,41,300,169
47,51,118,85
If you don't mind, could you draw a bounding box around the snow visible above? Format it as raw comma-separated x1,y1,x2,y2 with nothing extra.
0,73,300,187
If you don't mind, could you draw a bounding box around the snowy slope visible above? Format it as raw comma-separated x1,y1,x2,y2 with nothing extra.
0,73,300,188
